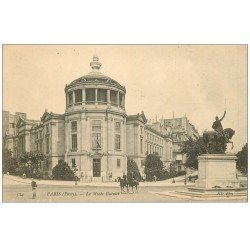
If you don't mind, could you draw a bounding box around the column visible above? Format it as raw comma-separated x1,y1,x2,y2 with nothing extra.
107,89,110,104
95,88,98,104
117,91,120,107
72,91,75,105
82,88,85,104
64,120,68,161
107,89,111,108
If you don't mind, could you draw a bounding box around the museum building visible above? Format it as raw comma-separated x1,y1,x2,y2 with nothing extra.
3,56,172,181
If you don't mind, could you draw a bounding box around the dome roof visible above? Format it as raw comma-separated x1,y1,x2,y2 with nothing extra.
65,55,126,92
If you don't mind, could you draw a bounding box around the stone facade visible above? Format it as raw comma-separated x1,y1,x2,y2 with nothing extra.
126,112,172,176
3,56,174,181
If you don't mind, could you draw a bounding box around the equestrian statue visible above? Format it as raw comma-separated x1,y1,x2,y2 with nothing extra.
202,110,235,154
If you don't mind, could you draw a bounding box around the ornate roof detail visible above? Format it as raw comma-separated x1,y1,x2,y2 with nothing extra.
41,111,51,123
90,55,102,71
65,55,126,93
127,111,147,124
16,117,26,128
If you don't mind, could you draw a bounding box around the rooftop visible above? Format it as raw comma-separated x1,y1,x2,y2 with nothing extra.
65,55,126,92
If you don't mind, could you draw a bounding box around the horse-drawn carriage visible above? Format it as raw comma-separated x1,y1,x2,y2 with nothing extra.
117,176,139,193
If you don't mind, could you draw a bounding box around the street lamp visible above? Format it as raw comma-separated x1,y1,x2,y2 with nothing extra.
73,165,78,185
184,166,187,185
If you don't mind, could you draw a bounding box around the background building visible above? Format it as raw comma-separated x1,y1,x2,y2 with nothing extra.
126,112,172,176
162,116,199,170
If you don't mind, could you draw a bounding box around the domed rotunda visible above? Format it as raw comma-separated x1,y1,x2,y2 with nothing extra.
64,56,127,181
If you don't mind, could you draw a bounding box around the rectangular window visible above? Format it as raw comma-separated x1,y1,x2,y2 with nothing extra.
92,120,101,131
115,122,121,133
86,88,95,103
115,135,121,150
72,134,77,150
68,92,73,105
75,89,82,103
110,90,118,105
71,121,77,132
92,120,101,149
117,159,121,168
46,137,49,154
115,122,121,150
140,138,143,154
97,89,107,103
93,159,101,177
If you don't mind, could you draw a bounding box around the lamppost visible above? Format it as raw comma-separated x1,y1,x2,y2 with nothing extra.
184,166,187,185
73,165,78,186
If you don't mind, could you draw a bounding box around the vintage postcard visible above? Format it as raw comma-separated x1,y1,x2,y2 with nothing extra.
2,45,248,202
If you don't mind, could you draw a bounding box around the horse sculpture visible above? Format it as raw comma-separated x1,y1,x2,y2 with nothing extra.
117,177,129,193
202,128,235,153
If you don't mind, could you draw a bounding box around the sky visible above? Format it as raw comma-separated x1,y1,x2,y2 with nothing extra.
3,45,247,152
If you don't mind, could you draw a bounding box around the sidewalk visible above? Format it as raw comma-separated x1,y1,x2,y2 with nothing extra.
3,175,195,187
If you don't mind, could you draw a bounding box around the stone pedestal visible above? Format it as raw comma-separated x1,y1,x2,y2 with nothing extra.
195,154,240,188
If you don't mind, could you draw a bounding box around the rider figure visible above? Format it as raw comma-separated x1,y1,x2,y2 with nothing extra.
123,172,127,181
212,111,226,138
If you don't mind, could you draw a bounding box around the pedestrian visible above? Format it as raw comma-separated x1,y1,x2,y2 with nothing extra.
172,178,175,183
31,179,37,199
153,175,157,182
123,172,127,180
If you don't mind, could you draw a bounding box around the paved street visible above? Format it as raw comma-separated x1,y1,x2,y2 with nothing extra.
2,176,192,202
2,176,247,203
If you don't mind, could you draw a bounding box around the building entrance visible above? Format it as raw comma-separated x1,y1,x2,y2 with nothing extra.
93,159,101,177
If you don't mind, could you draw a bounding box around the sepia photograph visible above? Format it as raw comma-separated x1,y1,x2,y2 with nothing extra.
2,44,248,202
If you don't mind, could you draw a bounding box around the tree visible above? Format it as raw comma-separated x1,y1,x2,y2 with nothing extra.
236,143,247,175
18,151,46,178
127,158,141,181
52,160,75,181
181,137,207,169
144,153,164,181
2,148,18,175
